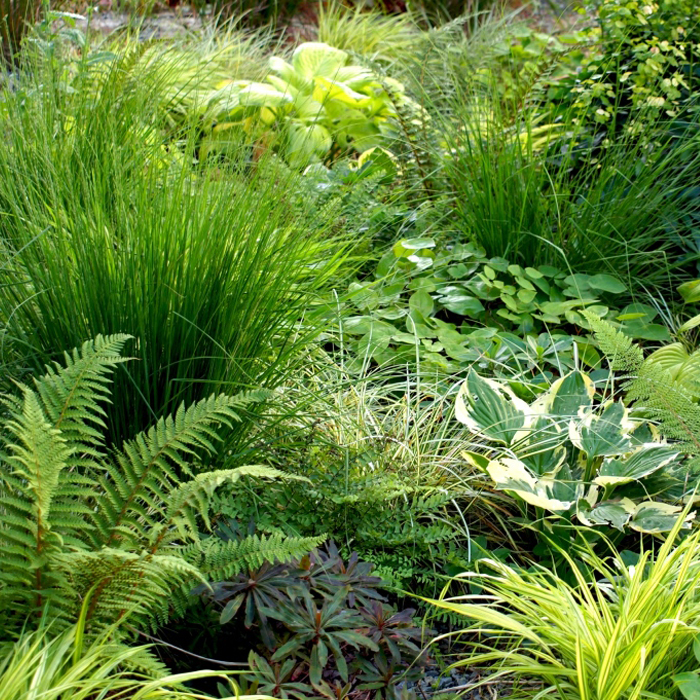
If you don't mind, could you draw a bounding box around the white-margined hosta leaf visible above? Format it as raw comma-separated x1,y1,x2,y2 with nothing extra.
487,458,576,512
577,499,634,531
568,400,633,459
546,370,595,422
456,370,533,445
595,445,680,487
629,501,695,534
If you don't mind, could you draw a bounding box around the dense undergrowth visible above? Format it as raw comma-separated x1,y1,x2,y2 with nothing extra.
2,0,700,698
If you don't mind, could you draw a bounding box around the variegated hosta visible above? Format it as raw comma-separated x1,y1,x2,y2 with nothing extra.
200,42,420,166
456,369,694,534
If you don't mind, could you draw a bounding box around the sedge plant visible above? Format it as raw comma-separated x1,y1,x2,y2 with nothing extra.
0,595,264,700
0,43,351,445
427,512,700,700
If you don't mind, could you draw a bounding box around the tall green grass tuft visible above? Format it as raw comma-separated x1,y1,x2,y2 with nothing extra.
392,29,700,294
0,44,349,445
435,90,700,292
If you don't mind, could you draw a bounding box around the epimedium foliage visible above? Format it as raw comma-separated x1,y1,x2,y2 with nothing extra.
341,237,669,378
0,335,323,641
196,542,427,699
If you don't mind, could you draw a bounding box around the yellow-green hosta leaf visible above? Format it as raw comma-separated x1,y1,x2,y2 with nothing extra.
292,42,348,80
595,445,680,487
206,82,243,116
487,458,575,512
678,313,700,334
238,83,293,108
285,122,332,167
268,57,299,87
293,94,325,120
455,370,530,445
568,400,632,459
679,279,700,304
266,74,298,98
646,342,700,394
335,66,377,89
336,119,383,152
313,77,371,107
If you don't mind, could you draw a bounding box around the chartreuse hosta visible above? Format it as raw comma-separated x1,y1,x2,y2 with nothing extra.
201,42,417,166
456,369,694,534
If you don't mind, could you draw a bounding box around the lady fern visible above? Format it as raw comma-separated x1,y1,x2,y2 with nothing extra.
0,335,322,638
584,310,700,456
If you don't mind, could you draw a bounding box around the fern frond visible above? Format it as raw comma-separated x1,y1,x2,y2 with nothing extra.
582,310,644,372
0,338,296,638
161,465,300,544
56,549,206,629
587,311,700,457
0,387,74,614
190,532,326,581
91,394,246,550
34,334,132,451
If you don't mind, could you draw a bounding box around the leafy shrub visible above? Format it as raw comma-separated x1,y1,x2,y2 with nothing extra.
428,513,700,700
197,542,428,698
0,336,322,642
455,367,694,539
583,0,700,119
201,42,419,167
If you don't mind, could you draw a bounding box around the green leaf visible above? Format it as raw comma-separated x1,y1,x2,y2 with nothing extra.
409,289,434,318
595,445,679,487
629,502,694,534
487,458,574,512
238,82,293,108
517,288,537,304
291,42,348,80
587,274,627,294
547,370,595,420
569,401,631,459
392,238,435,258
440,293,484,317
679,280,700,304
577,501,631,531
220,595,244,624
674,672,700,700
679,314,700,333
286,123,332,166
